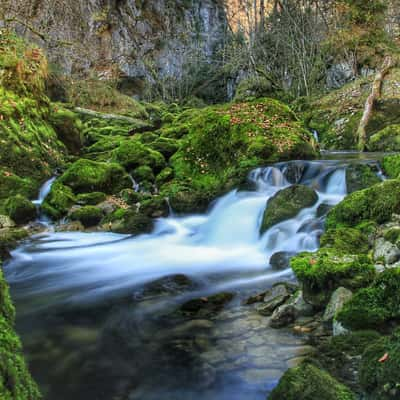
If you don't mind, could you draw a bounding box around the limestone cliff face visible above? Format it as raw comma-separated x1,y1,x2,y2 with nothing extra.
7,0,227,95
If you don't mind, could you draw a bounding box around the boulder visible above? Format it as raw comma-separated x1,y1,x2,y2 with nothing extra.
270,304,296,328
0,215,15,229
373,237,400,265
260,185,318,233
256,283,292,316
323,287,353,324
4,195,37,225
269,251,295,271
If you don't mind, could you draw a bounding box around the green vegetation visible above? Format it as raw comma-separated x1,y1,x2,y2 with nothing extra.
3,195,36,225
269,361,355,400
320,227,369,254
0,265,41,399
382,154,400,179
368,124,400,151
337,268,400,330
291,250,375,307
360,328,400,400
326,179,400,229
345,164,380,193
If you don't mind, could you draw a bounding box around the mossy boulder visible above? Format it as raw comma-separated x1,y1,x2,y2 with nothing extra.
112,140,165,172
320,227,369,254
104,209,153,235
269,361,355,400
337,268,400,331
368,124,400,152
148,137,180,159
3,195,36,225
49,107,83,154
59,159,131,194
261,185,318,233
360,329,400,400
326,180,400,229
0,170,36,201
76,192,107,206
0,228,29,259
42,182,76,219
0,263,41,399
70,206,103,227
345,164,380,193
382,154,400,179
132,165,155,183
140,197,169,218
156,167,174,187
291,250,376,307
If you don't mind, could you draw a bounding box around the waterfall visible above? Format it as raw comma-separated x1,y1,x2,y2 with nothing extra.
5,160,350,306
32,176,56,206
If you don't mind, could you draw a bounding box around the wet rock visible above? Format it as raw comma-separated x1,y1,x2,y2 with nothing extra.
297,219,324,234
323,287,353,325
270,304,296,328
180,292,234,316
134,274,195,300
269,252,295,271
291,291,314,317
283,162,306,184
256,284,292,316
316,203,333,218
373,237,400,264
55,221,85,232
333,319,350,337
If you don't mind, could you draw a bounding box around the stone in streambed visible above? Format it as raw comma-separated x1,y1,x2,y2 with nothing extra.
323,287,353,325
256,283,292,316
260,185,318,234
269,251,295,270
180,292,234,316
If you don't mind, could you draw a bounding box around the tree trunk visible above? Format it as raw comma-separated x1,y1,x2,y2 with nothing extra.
357,56,393,151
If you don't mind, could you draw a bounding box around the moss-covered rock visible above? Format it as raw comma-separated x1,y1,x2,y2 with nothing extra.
337,268,400,331
269,361,355,400
0,170,36,202
156,167,174,187
49,107,83,154
382,154,400,179
140,197,169,218
320,227,369,254
261,185,318,233
326,180,400,229
59,159,131,194
104,209,153,235
368,124,400,152
345,164,380,193
148,137,179,159
112,140,166,172
76,192,107,206
3,195,36,225
0,228,29,259
70,206,103,227
0,263,41,400
291,250,376,307
132,165,155,183
359,329,400,400
41,182,76,219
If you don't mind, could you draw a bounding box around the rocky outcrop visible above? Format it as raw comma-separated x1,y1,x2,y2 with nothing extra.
6,0,227,98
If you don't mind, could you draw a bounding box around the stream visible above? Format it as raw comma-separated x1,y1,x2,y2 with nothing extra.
3,154,384,400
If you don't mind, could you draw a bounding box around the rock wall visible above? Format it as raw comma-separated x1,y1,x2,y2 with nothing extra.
5,0,227,96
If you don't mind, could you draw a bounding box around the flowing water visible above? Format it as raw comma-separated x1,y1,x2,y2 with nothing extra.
4,156,384,400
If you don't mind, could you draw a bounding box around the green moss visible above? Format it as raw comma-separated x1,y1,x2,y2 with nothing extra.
359,329,400,400
70,206,103,227
0,170,36,201
0,264,41,400
0,229,29,259
233,76,272,102
104,209,153,235
368,124,400,151
345,164,380,193
59,159,131,194
326,180,400,229
112,140,166,173
382,155,400,179
140,197,169,218
3,195,36,225
42,182,76,219
320,227,369,254
261,185,318,233
132,166,155,183
148,137,179,159
156,167,174,187
269,361,355,400
48,107,83,154
76,192,107,206
383,227,400,244
291,250,376,307
337,268,400,331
